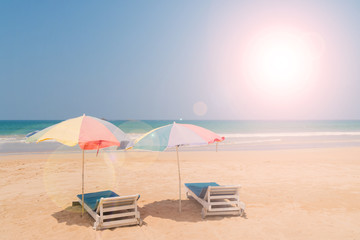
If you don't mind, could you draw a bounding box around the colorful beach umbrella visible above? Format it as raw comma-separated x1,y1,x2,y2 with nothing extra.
27,114,130,216
129,122,225,212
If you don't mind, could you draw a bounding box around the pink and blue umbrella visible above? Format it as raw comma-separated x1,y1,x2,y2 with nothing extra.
129,122,225,212
131,122,224,151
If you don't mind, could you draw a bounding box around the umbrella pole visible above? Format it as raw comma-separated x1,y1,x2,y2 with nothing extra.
81,149,84,217
216,142,218,152
176,145,182,213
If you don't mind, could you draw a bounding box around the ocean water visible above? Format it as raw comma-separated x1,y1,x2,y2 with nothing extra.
1,120,360,154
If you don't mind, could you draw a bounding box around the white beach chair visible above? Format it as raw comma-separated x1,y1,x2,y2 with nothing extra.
185,182,245,219
77,190,142,230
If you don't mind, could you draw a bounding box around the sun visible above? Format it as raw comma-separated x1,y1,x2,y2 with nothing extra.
244,30,317,98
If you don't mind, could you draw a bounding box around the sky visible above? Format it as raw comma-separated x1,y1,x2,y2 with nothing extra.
1,0,359,120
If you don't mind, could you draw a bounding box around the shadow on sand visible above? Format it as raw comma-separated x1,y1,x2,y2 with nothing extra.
52,199,247,227
52,204,141,230
139,198,247,222
51,204,94,228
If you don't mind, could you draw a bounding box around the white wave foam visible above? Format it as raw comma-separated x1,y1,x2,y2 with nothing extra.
222,139,282,145
222,132,360,138
0,136,26,143
126,133,144,140
1,131,360,145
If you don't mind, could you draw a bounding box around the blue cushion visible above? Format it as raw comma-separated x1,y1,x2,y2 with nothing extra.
184,182,219,199
77,190,119,211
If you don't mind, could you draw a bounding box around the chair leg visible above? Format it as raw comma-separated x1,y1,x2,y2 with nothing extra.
93,222,98,230
239,208,245,217
93,216,100,230
136,212,142,226
201,208,207,219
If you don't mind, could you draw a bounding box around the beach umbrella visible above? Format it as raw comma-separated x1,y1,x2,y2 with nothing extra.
128,122,224,212
26,114,130,216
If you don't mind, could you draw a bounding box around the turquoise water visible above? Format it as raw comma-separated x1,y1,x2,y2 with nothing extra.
1,120,360,153
0,120,60,136
1,120,360,136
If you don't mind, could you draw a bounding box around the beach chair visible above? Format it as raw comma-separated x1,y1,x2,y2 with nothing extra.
185,182,245,219
77,190,142,230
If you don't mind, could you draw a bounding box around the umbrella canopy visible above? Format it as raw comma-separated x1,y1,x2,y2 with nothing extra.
27,115,129,150
27,114,130,216
129,122,225,212
131,122,224,151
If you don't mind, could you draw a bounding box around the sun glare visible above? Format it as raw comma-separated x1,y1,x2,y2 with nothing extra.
244,30,320,98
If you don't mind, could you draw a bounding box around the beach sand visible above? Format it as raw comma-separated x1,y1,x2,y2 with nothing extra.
1,147,360,239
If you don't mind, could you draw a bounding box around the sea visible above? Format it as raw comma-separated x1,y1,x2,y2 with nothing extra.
1,120,360,154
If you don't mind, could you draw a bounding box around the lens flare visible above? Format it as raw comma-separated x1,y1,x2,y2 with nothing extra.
117,120,160,170
42,146,116,211
193,101,208,116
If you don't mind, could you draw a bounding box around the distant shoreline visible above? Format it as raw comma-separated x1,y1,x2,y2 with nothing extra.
1,120,360,154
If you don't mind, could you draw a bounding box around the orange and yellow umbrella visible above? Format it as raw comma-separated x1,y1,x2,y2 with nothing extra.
27,114,130,215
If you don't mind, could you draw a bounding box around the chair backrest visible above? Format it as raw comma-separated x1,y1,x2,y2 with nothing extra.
205,185,241,202
96,194,139,214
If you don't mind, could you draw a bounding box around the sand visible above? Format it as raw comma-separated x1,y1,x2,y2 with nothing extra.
1,147,360,240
